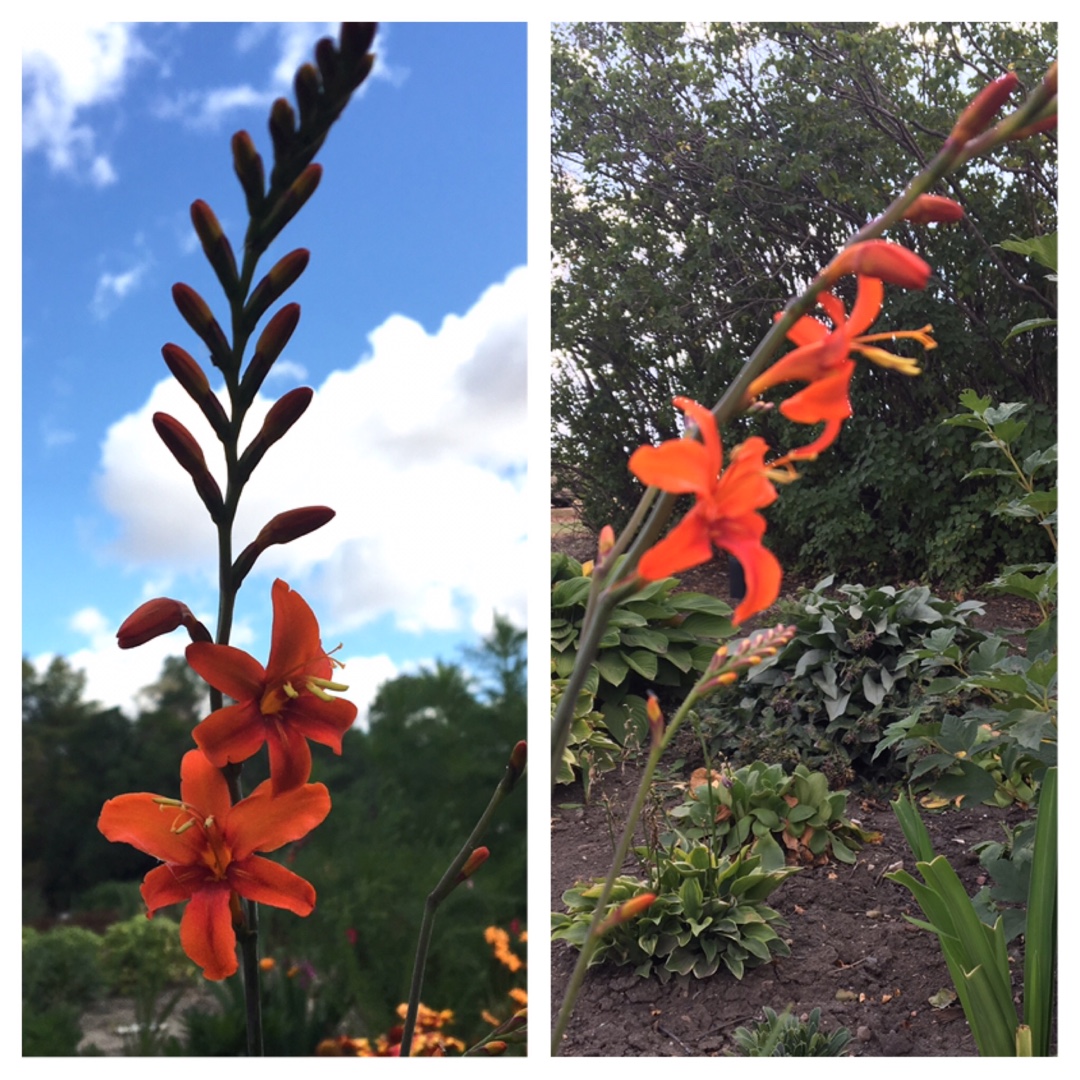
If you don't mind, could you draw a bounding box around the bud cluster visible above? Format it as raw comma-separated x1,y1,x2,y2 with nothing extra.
698,624,797,694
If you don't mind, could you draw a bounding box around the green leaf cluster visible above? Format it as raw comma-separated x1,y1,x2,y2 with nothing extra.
703,577,987,785
667,761,874,868
552,552,734,750
22,925,104,1013
552,845,796,984
730,1006,852,1057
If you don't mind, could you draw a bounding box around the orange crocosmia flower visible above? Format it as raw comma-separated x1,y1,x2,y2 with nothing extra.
98,749,330,981
748,277,936,463
629,396,781,624
186,579,357,795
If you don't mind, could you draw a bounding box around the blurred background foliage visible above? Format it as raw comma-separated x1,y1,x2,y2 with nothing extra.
551,21,1056,588
22,616,526,1052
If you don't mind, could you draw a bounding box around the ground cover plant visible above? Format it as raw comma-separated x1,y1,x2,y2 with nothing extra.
550,21,1055,1057
23,25,525,1057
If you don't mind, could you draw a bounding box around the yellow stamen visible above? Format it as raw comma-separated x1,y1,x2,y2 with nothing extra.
283,681,300,699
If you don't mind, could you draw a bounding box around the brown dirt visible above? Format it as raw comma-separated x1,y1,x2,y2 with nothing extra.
551,518,1048,1057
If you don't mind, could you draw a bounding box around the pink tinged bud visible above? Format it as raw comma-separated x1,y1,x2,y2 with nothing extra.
827,240,931,291
595,893,657,936
237,387,314,481
457,847,490,882
232,506,336,586
190,199,240,299
646,693,664,749
903,195,964,225
232,130,266,214
260,165,323,250
245,249,310,330
161,343,230,439
507,740,527,789
152,412,225,521
172,283,233,371
950,71,1020,145
598,525,615,558
241,303,302,406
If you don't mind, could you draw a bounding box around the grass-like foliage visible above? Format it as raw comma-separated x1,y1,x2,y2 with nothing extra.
730,1006,852,1057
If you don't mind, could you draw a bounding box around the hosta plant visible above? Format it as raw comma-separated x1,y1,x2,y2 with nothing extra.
552,842,796,984
666,761,878,868
551,673,622,794
552,552,734,746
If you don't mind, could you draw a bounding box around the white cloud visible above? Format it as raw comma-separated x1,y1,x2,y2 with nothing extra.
22,22,148,185
90,255,151,320
95,266,528,640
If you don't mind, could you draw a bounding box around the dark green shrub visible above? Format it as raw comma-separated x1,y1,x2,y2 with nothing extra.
100,914,195,996
22,1002,84,1057
22,924,103,1012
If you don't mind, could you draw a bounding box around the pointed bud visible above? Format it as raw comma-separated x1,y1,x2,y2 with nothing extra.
949,71,1020,147
117,597,211,649
903,195,964,225
646,693,664,749
190,199,239,298
268,96,298,161
507,740,527,789
237,387,314,481
457,847,490,883
245,250,310,331
153,412,224,520
315,36,339,87
1010,114,1057,141
480,1042,508,1055
294,63,321,130
161,343,230,439
231,130,266,215
339,23,378,91
581,560,595,577
595,893,657,936
598,525,615,557
260,165,323,251
826,240,930,290
232,506,336,586
172,283,233,370
241,303,302,406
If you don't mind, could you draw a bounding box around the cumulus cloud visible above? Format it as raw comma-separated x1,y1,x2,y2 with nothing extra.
22,22,148,185
95,266,528,639
90,254,152,320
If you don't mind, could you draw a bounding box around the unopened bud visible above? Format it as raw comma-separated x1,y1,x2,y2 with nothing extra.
232,131,266,213
153,412,224,520
117,597,207,649
581,560,595,577
507,740,527,789
161,343,229,438
172,283,233,370
339,23,378,91
245,250,310,330
826,240,930,291
315,36,339,87
260,165,323,250
480,1042,508,1055
294,63,321,130
457,847,490,882
233,506,336,586
646,693,664,749
237,387,314,481
268,96,298,161
242,303,302,406
595,893,656,936
903,195,964,225
190,200,239,297
949,71,1019,146
598,525,615,558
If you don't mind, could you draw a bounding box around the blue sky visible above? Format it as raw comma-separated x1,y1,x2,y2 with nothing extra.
22,22,527,721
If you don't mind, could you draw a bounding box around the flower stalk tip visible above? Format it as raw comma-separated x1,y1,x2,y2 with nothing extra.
949,71,1020,147
507,741,527,788
457,846,490,883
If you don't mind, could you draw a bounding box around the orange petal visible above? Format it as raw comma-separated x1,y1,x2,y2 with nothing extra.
716,437,778,515
638,509,714,580
228,855,317,916
673,397,721,469
267,579,326,685
186,642,266,702
779,365,855,423
192,701,267,768
286,696,358,753
142,863,194,914
265,720,314,795
747,339,838,399
99,793,205,865
847,276,885,337
179,748,233,822
629,439,715,495
228,780,331,859
720,527,783,625
180,882,237,980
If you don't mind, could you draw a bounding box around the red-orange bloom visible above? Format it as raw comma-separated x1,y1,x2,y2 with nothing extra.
748,277,936,463
98,749,330,980
629,397,781,624
186,579,357,795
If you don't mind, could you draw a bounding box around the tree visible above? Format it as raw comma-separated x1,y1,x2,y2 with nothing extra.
552,22,1056,585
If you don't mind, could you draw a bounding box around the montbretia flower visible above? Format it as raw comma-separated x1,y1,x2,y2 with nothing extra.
748,277,936,464
186,579,357,794
629,396,781,624
98,749,330,980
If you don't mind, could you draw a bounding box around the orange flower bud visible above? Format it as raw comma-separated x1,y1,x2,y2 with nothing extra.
259,957,276,971
457,847,490,882
646,692,664,749
117,598,187,649
171,283,233,370
232,506,336,586
950,71,1020,146
595,892,657,936
826,240,930,291
507,740,527,789
190,199,239,297
260,165,323,250
161,343,229,438
153,412,224,520
245,250,310,329
232,131,266,212
598,524,615,558
242,303,302,406
480,1041,508,1055
903,195,964,225
237,387,314,481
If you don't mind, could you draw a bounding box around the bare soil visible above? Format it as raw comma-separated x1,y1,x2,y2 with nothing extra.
551,520,1047,1057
